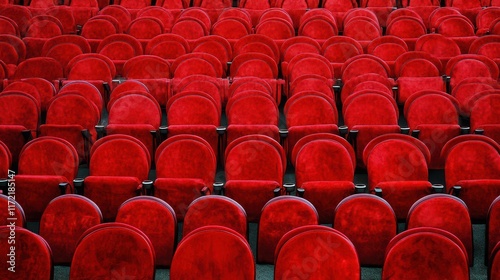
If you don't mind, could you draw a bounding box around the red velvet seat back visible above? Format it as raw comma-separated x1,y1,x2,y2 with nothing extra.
0,226,52,280
19,136,78,180
294,135,355,185
407,194,473,266
45,93,100,132
13,57,63,81
136,6,175,32
343,93,398,126
226,92,279,125
155,134,216,185
275,225,360,279
39,194,102,264
70,223,155,279
488,196,500,264
183,196,247,238
231,52,278,79
171,226,254,279
0,34,25,64
116,196,177,267
383,231,469,279
145,34,189,61
470,94,500,138
365,136,429,188
255,17,295,40
3,82,41,109
167,91,220,126
171,53,223,78
285,92,337,126
90,135,150,181
257,196,319,264
225,135,285,184
98,5,131,31
59,81,103,112
334,194,397,266
108,93,161,127
342,54,390,82
288,53,334,83
281,36,321,64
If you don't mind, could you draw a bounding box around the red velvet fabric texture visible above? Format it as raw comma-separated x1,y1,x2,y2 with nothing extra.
287,53,334,83
488,196,500,264
234,34,279,64
340,73,394,103
444,137,500,194
105,124,156,160
115,196,177,267
18,78,56,113
3,82,41,109
19,137,78,180
183,196,247,238
255,18,295,40
0,126,30,165
334,194,397,266
383,232,469,280
405,91,461,168
70,223,155,279
0,194,25,227
377,180,433,220
407,194,473,266
491,243,500,280
83,176,141,221
366,138,429,188
300,181,356,224
59,81,103,111
0,34,25,64
145,34,189,60
39,195,102,264
285,92,338,126
342,54,390,82
170,226,254,280
295,139,355,184
448,56,499,90
226,124,280,147
98,5,132,31
231,53,278,79
0,226,52,280
108,94,161,126
257,196,318,264
224,180,280,222
299,16,338,39
15,175,72,221
275,226,360,279
155,135,215,184
281,36,321,67
171,54,222,79
225,136,285,184
153,178,210,220
470,94,500,133
0,92,39,133
227,93,279,125
128,17,165,39
323,38,363,77
90,136,150,181
171,18,207,40
415,34,461,66
414,124,461,169
166,125,219,157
